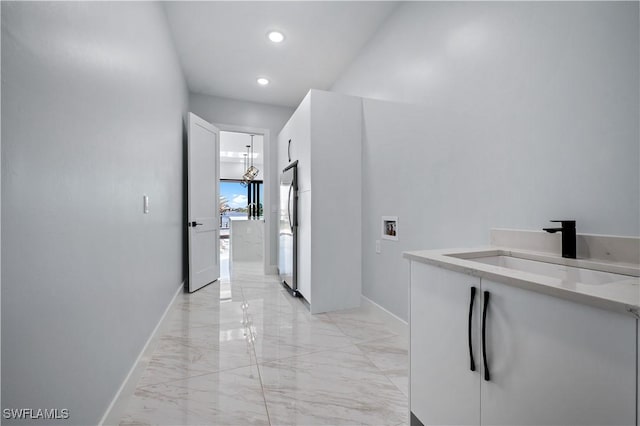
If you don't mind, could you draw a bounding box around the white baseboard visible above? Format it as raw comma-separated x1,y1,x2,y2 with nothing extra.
361,294,409,337
99,282,184,425
361,294,408,325
265,264,279,275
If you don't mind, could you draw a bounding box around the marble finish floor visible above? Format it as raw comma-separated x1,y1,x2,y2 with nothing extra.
117,261,408,425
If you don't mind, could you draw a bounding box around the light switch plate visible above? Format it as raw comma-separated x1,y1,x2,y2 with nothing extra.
375,240,381,254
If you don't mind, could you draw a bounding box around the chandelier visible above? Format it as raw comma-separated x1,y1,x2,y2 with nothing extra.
241,134,259,187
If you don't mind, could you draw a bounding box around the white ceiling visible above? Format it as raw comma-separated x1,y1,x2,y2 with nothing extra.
163,1,398,107
220,131,263,166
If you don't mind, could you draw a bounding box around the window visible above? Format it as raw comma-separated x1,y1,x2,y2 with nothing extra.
219,179,263,229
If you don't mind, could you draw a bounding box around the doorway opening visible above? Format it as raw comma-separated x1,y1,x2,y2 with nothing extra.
218,131,265,278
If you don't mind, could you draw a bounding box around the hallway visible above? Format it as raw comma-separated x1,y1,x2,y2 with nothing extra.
116,263,408,425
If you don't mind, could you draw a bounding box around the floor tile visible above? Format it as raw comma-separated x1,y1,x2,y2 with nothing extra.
259,345,408,425
118,260,409,426
356,335,409,396
163,299,252,333
251,318,354,363
135,327,257,387
327,308,399,343
120,365,269,426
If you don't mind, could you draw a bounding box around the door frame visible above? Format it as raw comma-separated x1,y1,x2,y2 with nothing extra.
215,123,273,275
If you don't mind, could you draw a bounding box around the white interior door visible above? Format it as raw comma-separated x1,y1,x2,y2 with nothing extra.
187,112,220,292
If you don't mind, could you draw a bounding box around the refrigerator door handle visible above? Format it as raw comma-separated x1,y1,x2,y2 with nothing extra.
288,183,294,232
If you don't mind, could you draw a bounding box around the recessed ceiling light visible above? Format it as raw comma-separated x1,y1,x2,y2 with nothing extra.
257,77,270,86
267,31,285,43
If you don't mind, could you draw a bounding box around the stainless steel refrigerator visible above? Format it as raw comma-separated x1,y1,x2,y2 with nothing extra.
278,161,298,296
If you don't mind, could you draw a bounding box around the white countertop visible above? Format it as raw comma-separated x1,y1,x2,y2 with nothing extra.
404,247,640,318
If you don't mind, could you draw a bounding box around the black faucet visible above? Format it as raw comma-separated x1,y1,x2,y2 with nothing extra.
543,220,576,259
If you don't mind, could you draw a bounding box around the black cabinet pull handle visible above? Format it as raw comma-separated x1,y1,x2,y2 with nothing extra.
468,286,477,372
189,221,203,227
482,290,491,381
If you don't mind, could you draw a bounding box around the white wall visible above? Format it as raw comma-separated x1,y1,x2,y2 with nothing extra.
190,93,294,135
331,2,640,321
308,90,362,314
189,93,293,270
1,3,188,424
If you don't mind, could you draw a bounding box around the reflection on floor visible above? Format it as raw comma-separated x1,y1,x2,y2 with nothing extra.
220,237,230,280
117,261,408,426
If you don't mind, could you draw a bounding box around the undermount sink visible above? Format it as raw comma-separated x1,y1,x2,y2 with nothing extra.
450,254,634,285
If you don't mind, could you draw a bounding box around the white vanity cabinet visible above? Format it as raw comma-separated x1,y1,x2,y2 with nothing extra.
410,261,637,426
410,263,480,425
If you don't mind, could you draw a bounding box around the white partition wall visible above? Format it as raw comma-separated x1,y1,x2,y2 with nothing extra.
278,90,362,314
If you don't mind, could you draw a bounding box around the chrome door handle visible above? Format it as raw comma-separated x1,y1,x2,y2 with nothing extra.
287,184,293,232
